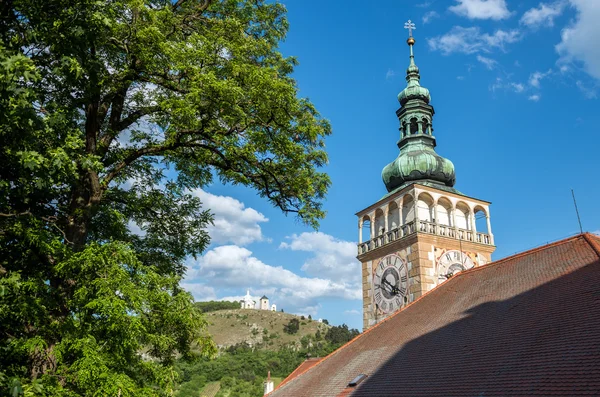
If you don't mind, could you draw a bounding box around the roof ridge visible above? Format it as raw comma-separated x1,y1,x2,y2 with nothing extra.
270,233,592,395
582,232,600,259
452,233,584,279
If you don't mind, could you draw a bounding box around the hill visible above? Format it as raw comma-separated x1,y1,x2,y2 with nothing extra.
204,309,330,351
176,311,359,397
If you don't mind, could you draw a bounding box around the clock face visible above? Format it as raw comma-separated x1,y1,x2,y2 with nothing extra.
437,250,475,283
373,254,408,314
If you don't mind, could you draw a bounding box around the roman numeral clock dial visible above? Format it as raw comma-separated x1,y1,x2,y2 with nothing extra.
437,250,475,283
373,254,408,314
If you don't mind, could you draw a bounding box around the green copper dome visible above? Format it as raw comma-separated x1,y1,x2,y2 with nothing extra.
382,136,455,191
397,63,431,106
397,83,430,106
381,35,456,193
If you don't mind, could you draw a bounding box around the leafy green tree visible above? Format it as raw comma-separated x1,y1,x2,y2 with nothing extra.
325,324,360,346
283,318,300,335
0,0,330,395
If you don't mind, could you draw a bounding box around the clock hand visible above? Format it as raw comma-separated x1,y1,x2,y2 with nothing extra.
381,278,399,295
380,278,393,293
381,281,392,293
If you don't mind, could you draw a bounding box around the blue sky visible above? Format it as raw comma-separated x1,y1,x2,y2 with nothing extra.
182,0,600,330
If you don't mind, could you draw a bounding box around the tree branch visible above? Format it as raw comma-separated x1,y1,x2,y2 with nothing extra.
0,211,31,217
116,105,161,132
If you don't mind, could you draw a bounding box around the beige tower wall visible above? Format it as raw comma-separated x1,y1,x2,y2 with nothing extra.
359,226,495,330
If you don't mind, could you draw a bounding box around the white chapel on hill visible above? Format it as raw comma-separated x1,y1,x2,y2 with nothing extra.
240,289,276,311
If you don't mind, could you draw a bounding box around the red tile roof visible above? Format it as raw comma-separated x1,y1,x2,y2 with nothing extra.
269,233,600,397
277,357,322,389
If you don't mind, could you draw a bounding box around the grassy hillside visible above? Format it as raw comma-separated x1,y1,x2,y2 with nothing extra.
204,309,329,351
177,311,359,397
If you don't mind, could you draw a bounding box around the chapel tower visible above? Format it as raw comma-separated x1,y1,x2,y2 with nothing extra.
357,22,496,330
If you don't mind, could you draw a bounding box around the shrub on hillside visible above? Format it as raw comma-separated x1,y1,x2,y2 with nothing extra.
283,318,300,334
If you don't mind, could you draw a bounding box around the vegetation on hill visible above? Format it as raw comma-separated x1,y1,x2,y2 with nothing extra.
283,318,301,334
175,321,361,397
195,301,241,313
203,309,329,351
0,0,331,395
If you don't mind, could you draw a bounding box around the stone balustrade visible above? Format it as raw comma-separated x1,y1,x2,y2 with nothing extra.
357,220,492,255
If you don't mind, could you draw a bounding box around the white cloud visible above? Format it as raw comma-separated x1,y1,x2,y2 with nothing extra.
344,309,360,315
477,55,497,70
528,94,541,101
457,76,466,80
593,230,600,236
422,11,440,24
428,26,520,55
385,69,395,79
296,304,321,317
529,69,552,87
520,1,567,29
511,83,525,93
490,78,526,94
191,189,268,246
279,232,360,285
449,0,511,20
576,80,597,99
556,0,600,80
490,78,503,92
180,283,217,301
184,244,361,313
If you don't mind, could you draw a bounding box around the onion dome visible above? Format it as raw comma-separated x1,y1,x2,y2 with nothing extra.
382,136,456,191
381,28,456,193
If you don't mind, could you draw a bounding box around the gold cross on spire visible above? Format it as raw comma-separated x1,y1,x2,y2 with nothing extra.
404,19,416,37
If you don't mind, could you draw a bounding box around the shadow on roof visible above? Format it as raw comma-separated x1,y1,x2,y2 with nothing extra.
351,257,600,396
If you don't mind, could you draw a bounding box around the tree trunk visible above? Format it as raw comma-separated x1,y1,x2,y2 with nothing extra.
65,91,104,250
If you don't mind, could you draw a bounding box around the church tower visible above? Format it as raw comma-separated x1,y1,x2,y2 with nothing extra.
357,22,496,331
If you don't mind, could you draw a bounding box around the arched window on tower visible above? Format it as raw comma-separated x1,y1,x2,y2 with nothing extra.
436,198,453,226
388,201,399,231
423,120,430,135
474,206,490,244
360,216,371,243
410,118,418,135
455,202,470,231
417,193,434,222
402,195,415,225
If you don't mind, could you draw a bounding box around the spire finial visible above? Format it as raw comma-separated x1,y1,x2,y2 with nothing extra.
404,19,416,38
404,19,416,60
